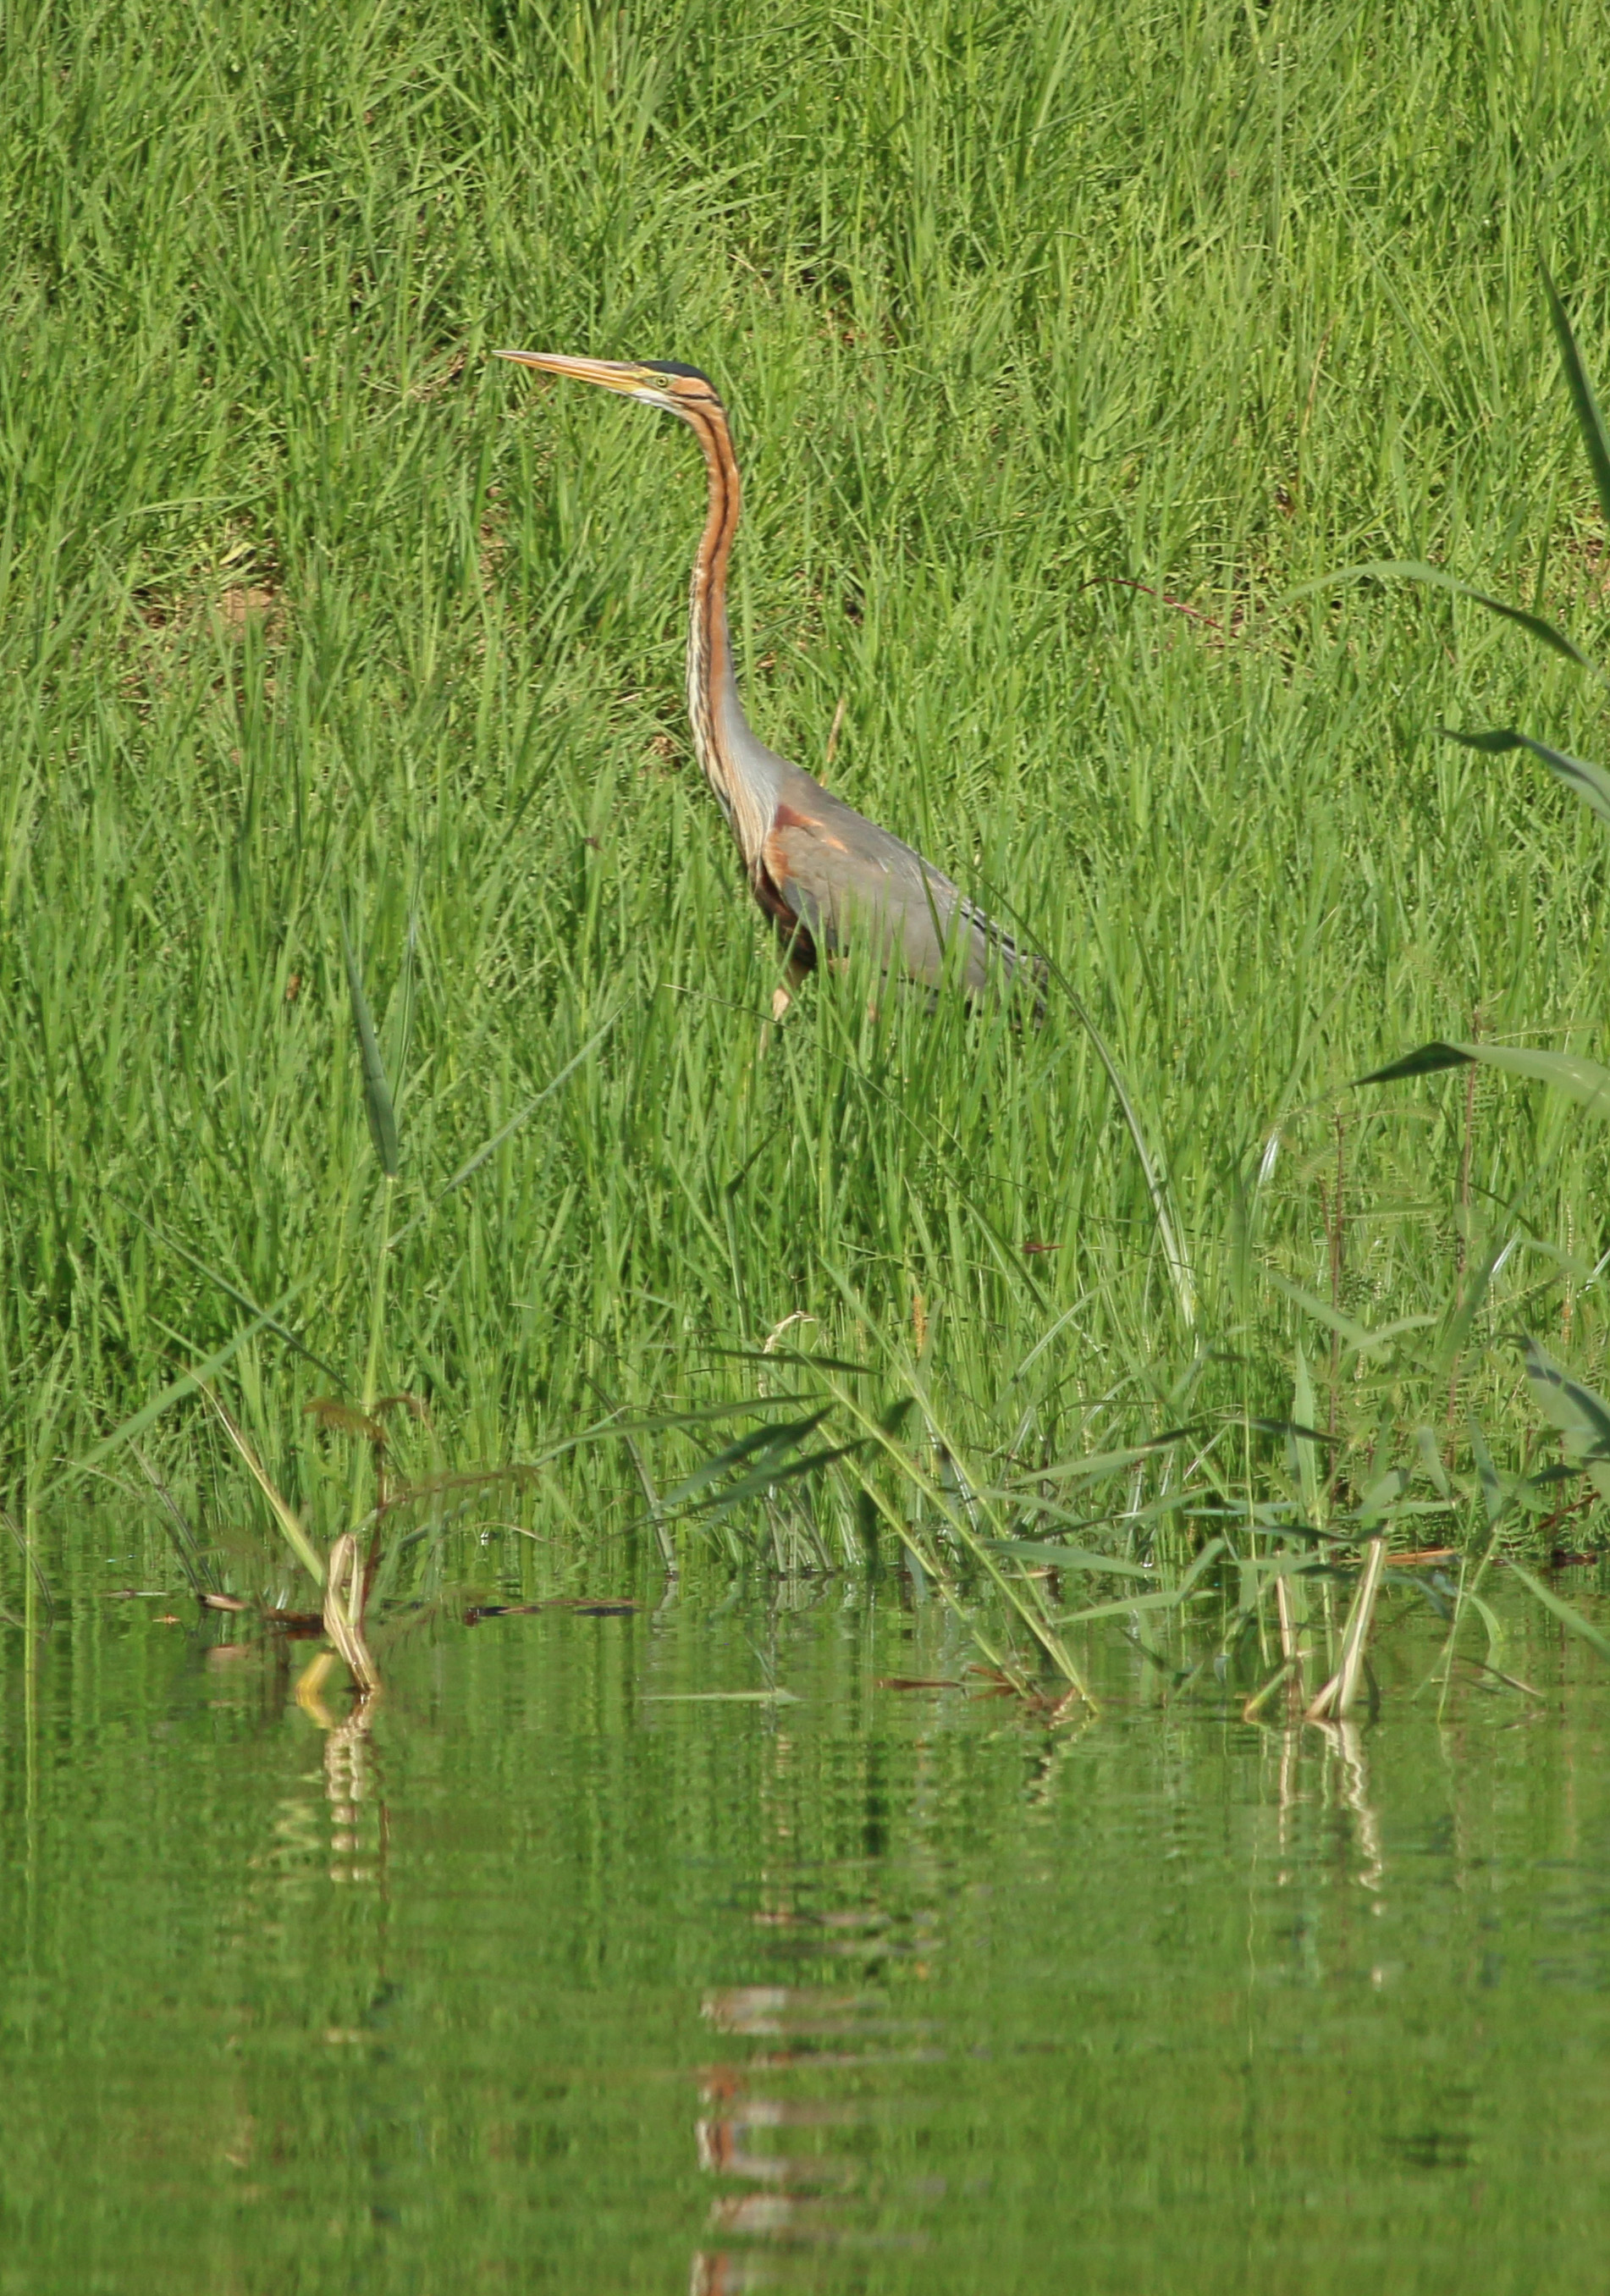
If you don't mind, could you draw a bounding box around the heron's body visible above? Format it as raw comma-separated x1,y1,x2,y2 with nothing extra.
498,351,1037,1004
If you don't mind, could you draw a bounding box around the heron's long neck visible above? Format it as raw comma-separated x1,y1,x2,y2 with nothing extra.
682,405,769,860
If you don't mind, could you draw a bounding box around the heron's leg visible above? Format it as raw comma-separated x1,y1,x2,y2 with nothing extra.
769,939,813,1024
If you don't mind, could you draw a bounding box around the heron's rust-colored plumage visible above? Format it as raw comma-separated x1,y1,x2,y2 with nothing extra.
496,350,1041,1010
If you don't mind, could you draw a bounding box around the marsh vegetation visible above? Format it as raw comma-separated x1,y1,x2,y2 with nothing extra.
4,1,1610,1705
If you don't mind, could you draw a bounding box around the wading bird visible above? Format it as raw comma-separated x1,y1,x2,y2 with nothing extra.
496,351,1041,1017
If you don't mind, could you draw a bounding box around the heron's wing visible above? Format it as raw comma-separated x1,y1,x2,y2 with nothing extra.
762,772,1022,996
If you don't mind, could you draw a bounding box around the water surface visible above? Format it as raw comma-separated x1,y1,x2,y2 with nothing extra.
4,1570,1608,2292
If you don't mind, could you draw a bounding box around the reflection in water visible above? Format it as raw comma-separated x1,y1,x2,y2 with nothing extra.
689,2251,778,2293
692,1979,935,2285
695,1695,1403,2287
8,1581,1610,2292
1316,1717,1385,1896
295,1654,386,1888
1267,1717,1386,1901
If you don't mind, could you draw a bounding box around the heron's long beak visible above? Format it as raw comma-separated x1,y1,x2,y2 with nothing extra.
493,350,648,395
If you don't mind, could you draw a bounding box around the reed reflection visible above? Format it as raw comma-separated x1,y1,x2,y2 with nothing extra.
295,1652,386,1888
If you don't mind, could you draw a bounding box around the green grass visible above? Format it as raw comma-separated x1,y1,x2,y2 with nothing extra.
5,0,1610,1621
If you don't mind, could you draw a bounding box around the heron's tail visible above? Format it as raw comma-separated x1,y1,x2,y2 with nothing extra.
957,897,1050,1022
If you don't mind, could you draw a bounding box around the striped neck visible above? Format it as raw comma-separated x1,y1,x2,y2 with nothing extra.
679,399,769,864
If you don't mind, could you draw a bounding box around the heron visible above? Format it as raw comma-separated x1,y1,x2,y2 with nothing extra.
495,351,1042,1018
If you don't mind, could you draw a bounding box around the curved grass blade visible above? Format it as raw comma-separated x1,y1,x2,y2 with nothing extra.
1289,560,1590,668
1056,1535,1227,1630
974,915,1196,1330
1358,1040,1474,1085
687,1438,865,1528
1431,1229,1513,1384
1069,986,1196,1327
1055,1583,1217,1628
1456,1042,1610,1109
133,1446,218,1598
1523,1336,1610,1449
1243,1418,1341,1447
1440,725,1610,833
1266,1268,1372,1349
114,1205,345,1385
1269,1278,1458,1368
203,1383,326,1586
1541,257,1610,539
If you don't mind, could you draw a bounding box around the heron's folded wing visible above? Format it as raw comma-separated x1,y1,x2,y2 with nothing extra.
764,794,967,986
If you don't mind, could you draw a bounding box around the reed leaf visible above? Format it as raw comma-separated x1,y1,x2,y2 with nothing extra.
1361,1038,1610,1114
1541,257,1610,540
1440,726,1610,835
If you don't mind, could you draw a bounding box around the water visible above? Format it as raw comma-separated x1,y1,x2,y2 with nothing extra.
4,1568,1610,2292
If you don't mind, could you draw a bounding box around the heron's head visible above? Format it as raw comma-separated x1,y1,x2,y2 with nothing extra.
494,351,723,422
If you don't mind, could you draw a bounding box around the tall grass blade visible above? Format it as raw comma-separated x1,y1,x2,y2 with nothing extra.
3,1509,53,1631
341,916,401,1179
1291,1344,1322,1521
387,1005,623,1252
1467,1416,1508,1528
1065,985,1197,1328
1431,1230,1511,1384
